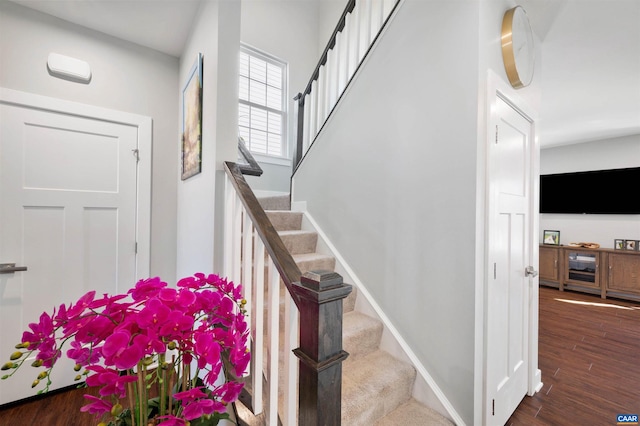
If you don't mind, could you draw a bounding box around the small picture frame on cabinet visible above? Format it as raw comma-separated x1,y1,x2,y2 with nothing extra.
614,239,625,250
543,230,560,245
625,240,637,251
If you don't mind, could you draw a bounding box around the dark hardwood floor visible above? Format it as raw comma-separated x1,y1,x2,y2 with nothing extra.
508,286,640,425
1,286,639,425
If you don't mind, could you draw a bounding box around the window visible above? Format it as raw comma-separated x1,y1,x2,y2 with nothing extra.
238,46,288,159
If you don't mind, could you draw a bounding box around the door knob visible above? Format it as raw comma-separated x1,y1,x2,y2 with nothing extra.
525,266,538,277
0,263,28,274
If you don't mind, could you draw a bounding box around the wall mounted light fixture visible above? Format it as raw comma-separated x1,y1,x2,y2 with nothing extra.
47,52,92,83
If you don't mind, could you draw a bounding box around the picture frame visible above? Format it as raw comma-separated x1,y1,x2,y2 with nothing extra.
614,239,625,250
625,240,637,251
181,53,203,180
543,230,560,245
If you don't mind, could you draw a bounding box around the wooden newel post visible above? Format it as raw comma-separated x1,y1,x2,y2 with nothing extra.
291,270,352,426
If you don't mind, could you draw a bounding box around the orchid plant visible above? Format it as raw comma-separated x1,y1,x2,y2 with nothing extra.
1,273,250,426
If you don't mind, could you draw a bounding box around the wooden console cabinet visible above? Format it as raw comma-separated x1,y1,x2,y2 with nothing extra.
539,245,640,302
539,245,561,288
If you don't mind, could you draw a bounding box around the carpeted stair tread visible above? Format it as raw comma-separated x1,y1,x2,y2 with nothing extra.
278,230,318,255
236,194,445,426
375,398,454,425
266,211,303,231
342,350,416,425
292,252,336,273
343,311,383,363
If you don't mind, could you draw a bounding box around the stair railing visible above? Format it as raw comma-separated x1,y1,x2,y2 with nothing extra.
223,161,353,425
293,0,401,169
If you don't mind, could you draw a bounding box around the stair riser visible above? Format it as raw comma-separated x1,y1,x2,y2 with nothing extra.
279,232,318,255
343,313,383,363
266,211,303,231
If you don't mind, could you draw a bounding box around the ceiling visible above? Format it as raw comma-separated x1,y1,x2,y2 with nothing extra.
7,0,640,148
8,0,203,58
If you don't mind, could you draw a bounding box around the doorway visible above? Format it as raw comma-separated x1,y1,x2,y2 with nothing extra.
483,76,542,425
0,88,151,404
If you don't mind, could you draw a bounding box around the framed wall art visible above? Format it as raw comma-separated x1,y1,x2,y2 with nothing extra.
543,230,560,245
181,53,203,180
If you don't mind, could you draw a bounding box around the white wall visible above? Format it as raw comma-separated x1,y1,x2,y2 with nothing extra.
540,135,640,248
293,1,481,422
0,1,179,283
176,0,240,279
292,0,545,423
240,0,322,193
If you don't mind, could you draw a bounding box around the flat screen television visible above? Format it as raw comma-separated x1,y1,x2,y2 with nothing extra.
540,167,640,214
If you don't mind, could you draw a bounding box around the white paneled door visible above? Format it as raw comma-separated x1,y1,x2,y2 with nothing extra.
0,97,141,404
485,91,537,425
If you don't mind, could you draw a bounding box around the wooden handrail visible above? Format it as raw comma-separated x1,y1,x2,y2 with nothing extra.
297,0,356,99
224,161,352,425
293,0,403,172
237,136,263,177
224,161,302,307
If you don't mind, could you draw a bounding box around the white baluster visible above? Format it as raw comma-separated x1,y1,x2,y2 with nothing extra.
251,238,265,414
266,258,280,425
357,0,372,62
370,0,384,40
283,291,299,425
316,65,327,132
241,214,253,331
302,93,311,154
382,0,396,21
346,8,360,81
309,81,318,140
337,19,350,97
326,43,338,113
223,175,235,278
232,195,242,284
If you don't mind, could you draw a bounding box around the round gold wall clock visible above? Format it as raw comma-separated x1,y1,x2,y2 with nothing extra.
501,6,535,88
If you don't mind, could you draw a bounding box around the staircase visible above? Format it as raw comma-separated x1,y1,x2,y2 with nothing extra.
235,194,453,425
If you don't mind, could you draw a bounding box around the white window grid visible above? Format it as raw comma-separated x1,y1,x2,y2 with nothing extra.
239,45,288,158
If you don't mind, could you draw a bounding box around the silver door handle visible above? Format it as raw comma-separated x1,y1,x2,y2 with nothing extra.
525,266,538,277
0,263,28,274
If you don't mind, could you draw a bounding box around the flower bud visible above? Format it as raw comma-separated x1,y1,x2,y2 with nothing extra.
110,403,123,416
31,379,40,388
73,364,81,372
15,342,29,349
74,375,82,381
9,351,23,361
31,359,43,368
37,371,48,380
241,299,247,305
142,356,154,366
1,362,15,370
168,341,177,350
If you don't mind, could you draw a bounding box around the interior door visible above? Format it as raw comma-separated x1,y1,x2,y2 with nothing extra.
0,102,138,404
485,93,535,425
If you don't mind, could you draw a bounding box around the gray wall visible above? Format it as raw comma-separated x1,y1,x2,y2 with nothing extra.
0,1,178,283
176,0,240,279
293,1,481,422
292,0,543,422
240,0,322,193
540,134,640,247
